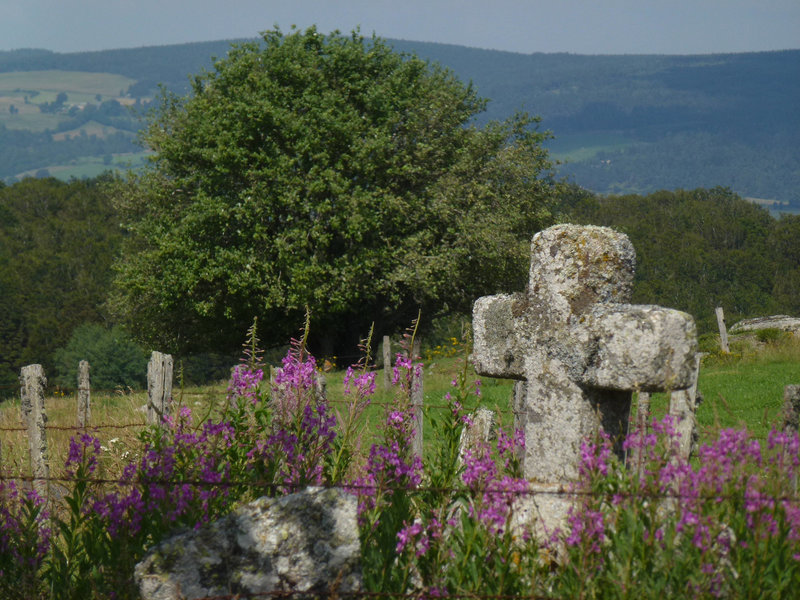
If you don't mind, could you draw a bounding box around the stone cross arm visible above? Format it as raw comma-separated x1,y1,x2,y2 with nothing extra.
579,303,696,392
473,294,696,392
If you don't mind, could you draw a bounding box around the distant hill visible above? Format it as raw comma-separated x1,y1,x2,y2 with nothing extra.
1,39,798,207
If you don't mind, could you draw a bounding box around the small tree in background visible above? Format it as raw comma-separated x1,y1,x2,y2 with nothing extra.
110,26,558,356
53,323,147,390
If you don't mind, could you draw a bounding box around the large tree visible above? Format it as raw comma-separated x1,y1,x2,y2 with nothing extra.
110,27,557,355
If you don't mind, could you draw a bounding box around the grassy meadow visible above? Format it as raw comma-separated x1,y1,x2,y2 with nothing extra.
545,131,636,163
0,71,136,101
0,70,138,134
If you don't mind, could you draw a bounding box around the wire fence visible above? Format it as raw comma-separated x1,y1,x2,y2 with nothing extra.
0,472,796,505
156,592,558,600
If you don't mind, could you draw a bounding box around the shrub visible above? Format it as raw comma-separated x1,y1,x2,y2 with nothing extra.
53,323,147,390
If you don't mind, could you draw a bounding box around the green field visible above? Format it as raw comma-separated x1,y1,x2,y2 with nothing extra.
546,131,636,163
642,333,800,442
0,70,141,134
15,151,151,181
0,70,136,97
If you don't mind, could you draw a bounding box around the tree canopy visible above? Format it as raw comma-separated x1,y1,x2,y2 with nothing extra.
564,186,800,333
0,176,122,387
110,27,557,355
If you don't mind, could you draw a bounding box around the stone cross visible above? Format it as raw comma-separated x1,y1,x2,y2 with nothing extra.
473,224,697,487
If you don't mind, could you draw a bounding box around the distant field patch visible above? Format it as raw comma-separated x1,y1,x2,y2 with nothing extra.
52,120,134,141
546,131,635,162
0,70,137,97
744,196,800,217
14,151,151,181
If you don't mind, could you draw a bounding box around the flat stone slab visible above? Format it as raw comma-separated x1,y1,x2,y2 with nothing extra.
135,487,362,599
730,315,800,333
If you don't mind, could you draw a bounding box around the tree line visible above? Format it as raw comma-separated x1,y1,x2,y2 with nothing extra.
3,180,798,391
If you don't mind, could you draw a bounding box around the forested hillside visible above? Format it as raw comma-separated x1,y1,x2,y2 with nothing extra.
563,186,800,334
0,176,122,387
0,40,797,206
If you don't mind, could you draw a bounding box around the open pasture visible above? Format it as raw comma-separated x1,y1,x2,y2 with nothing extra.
13,150,150,181
545,130,636,162
0,70,137,98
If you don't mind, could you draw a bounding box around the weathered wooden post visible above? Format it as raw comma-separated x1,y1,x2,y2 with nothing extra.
20,364,49,502
147,351,174,427
77,360,91,428
410,338,423,460
382,335,391,391
715,307,729,353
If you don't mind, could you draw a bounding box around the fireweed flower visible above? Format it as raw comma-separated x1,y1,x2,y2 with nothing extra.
392,353,423,390
343,367,376,398
578,433,613,478
0,480,51,578
92,405,239,536
228,364,264,405
247,348,339,492
461,435,529,535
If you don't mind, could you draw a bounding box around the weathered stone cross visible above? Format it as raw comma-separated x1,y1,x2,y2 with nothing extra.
473,224,697,485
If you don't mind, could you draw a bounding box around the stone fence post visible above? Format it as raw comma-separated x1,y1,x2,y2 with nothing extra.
20,364,49,502
668,352,703,460
77,360,91,428
147,351,174,427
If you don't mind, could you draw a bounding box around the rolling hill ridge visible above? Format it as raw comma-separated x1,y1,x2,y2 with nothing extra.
0,39,797,207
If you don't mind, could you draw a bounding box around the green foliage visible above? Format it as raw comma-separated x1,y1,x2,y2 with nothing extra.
52,323,147,390
0,176,123,388
769,214,800,316
565,186,798,333
755,328,788,344
110,27,556,355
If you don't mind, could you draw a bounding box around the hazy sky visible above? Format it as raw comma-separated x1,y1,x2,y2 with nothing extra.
2,0,799,55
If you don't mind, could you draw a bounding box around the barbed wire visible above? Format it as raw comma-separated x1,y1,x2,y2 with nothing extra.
181,591,557,600
0,422,150,432
0,472,796,504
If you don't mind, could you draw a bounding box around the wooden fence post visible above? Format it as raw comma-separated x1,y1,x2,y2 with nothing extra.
77,360,91,428
410,338,423,460
20,364,49,502
715,307,730,353
382,335,391,391
147,351,174,427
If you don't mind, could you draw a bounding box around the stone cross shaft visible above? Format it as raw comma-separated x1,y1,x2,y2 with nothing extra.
473,224,697,483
